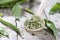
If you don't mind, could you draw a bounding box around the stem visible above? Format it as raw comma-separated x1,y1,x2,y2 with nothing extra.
15,18,18,40
25,8,34,15
15,18,24,39
43,10,49,19
0,18,23,38
15,19,17,27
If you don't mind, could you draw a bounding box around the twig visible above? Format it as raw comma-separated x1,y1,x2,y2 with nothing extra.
43,10,49,19
15,18,24,39
15,18,18,40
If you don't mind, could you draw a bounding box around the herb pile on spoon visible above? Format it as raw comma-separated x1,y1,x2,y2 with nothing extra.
24,15,45,31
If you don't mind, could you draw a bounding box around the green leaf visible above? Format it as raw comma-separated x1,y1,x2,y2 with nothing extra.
0,1,17,8
0,0,27,8
44,19,58,37
50,3,60,15
12,3,22,19
0,0,17,4
0,27,8,37
12,0,28,19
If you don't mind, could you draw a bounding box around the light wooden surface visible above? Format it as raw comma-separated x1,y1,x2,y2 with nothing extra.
0,0,60,40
